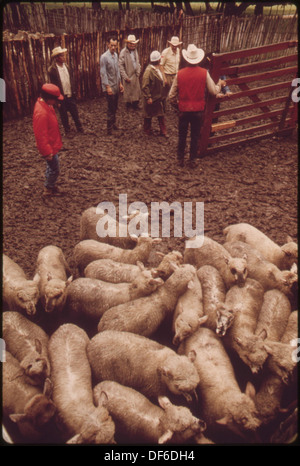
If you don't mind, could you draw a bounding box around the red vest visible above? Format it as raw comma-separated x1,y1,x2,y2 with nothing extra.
177,66,207,112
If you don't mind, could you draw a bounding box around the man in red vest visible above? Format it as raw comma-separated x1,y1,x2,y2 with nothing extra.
169,44,226,168
33,83,64,197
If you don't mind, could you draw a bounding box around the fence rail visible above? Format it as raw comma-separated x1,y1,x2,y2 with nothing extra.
198,41,298,156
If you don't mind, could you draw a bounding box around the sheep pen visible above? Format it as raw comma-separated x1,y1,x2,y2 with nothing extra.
2,89,298,446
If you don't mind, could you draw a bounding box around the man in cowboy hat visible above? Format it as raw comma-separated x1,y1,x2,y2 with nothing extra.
48,46,84,135
119,34,141,110
33,84,64,197
169,44,226,168
160,36,182,102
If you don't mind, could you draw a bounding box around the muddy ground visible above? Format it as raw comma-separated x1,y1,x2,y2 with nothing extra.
2,93,298,445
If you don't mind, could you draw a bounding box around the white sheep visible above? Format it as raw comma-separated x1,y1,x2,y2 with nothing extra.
87,330,200,403
34,245,73,313
223,223,297,270
178,327,261,435
73,235,162,274
3,254,40,316
197,265,235,337
223,278,271,373
66,270,164,321
3,351,56,441
93,381,208,444
184,236,248,289
79,206,143,249
97,264,198,337
48,324,116,444
154,250,184,280
3,311,50,386
172,271,207,346
224,240,297,296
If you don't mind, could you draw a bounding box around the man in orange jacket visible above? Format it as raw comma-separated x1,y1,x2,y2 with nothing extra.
33,83,64,197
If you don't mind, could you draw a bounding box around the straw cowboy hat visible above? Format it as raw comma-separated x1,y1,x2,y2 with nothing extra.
126,34,139,44
182,44,205,64
51,46,67,59
168,36,183,46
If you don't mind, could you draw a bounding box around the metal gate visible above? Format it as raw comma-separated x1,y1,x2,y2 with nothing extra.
198,40,298,156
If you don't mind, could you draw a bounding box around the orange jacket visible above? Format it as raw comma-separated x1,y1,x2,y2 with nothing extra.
33,98,62,157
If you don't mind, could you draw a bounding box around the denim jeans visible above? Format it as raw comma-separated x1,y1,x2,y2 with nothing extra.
177,111,204,160
45,153,59,189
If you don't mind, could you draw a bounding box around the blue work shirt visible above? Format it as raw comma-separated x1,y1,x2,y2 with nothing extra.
100,49,121,94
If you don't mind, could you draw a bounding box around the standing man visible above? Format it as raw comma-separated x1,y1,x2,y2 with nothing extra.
160,36,182,104
119,34,141,110
142,51,168,138
48,46,84,135
100,36,124,135
169,44,226,168
33,84,64,197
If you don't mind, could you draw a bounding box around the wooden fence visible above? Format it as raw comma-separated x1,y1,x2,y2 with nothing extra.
198,41,298,156
2,8,298,122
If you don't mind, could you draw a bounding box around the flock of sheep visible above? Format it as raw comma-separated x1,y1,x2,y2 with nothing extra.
2,206,298,444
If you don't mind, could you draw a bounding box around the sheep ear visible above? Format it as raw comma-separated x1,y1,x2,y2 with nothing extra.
66,275,73,286
169,261,179,271
35,338,42,354
263,343,275,355
223,255,229,265
245,381,256,400
66,433,82,444
158,429,174,444
257,328,267,340
188,349,197,363
98,390,109,407
155,251,165,258
216,416,229,426
242,253,248,260
187,280,195,290
286,235,294,243
9,413,27,423
47,272,53,281
136,261,145,270
43,378,53,398
33,273,40,284
153,238,162,243
199,315,208,326
158,396,171,410
234,336,243,347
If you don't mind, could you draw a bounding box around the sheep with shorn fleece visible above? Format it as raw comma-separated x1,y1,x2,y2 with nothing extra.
97,264,197,337
73,235,162,274
197,265,234,336
178,327,261,436
223,241,297,296
254,311,298,425
87,330,200,403
172,270,207,346
222,278,271,374
79,206,145,249
66,269,164,321
34,245,73,313
3,351,56,441
93,381,211,444
3,254,40,316
223,223,297,270
262,310,298,384
3,311,50,386
84,250,183,283
183,235,248,289
48,323,116,444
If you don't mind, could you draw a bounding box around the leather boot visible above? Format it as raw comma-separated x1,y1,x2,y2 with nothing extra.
144,118,152,135
158,116,168,138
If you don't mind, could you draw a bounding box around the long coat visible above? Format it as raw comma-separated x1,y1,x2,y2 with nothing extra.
119,47,141,103
141,65,165,118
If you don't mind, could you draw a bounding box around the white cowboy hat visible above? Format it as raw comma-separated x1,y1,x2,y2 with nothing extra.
126,34,139,44
150,50,161,62
182,44,205,64
168,36,183,46
51,46,67,58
